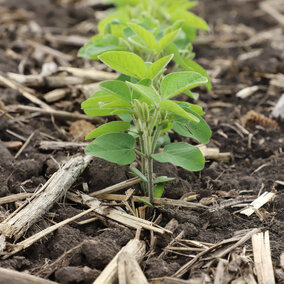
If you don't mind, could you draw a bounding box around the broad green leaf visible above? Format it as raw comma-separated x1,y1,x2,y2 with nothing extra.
128,35,150,50
129,165,148,182
78,35,124,60
85,133,135,165
82,94,114,108
153,184,164,198
171,10,209,31
165,20,184,34
127,82,160,105
154,176,175,184
183,58,212,90
161,71,208,99
155,30,179,53
84,107,134,117
145,54,173,80
173,110,211,144
98,51,146,79
86,121,131,140
184,90,199,100
165,43,188,69
174,101,204,115
118,113,133,122
160,100,199,122
100,80,131,102
82,95,131,110
111,23,127,38
155,134,171,150
152,142,205,171
98,10,130,34
128,23,156,49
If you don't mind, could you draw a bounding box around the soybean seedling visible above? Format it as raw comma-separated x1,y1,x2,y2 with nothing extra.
82,51,211,204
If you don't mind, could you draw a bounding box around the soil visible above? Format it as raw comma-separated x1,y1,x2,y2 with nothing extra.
0,0,283,283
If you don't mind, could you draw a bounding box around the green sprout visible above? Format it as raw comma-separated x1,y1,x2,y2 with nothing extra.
81,51,211,204
78,0,211,93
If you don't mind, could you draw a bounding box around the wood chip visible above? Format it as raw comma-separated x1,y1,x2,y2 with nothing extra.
236,86,259,99
198,145,231,162
240,191,276,217
2,141,23,149
43,88,69,103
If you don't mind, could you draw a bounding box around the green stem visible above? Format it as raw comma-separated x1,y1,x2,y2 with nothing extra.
148,108,160,133
144,133,154,203
151,124,162,153
138,134,147,194
146,155,154,203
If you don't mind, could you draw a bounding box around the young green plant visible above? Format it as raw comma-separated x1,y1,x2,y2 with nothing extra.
82,51,211,203
78,0,211,92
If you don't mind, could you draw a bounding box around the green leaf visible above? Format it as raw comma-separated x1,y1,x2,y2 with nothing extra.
128,35,150,50
102,98,132,108
129,165,148,182
173,110,211,144
126,82,160,105
153,184,164,198
128,23,156,49
118,114,133,122
137,197,154,208
145,54,173,80
165,43,188,69
78,35,124,60
82,92,114,108
86,121,130,140
100,80,131,102
152,142,205,171
98,51,146,79
84,107,134,117
171,10,209,31
184,90,199,100
155,30,179,53
174,101,204,115
160,100,199,122
155,135,171,150
154,176,175,184
85,133,136,165
161,71,208,100
183,58,212,90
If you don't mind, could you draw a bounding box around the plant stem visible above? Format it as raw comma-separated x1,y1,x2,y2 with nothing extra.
146,155,154,203
138,134,147,194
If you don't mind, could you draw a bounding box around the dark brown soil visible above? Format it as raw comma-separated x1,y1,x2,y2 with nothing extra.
0,0,283,283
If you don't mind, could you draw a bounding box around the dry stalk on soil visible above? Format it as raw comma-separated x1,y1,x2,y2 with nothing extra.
93,238,146,284
67,191,172,235
0,155,92,243
0,267,59,284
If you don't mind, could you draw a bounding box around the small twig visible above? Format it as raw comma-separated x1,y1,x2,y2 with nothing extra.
2,206,99,259
89,177,142,197
14,131,35,159
39,141,88,151
98,194,208,209
0,193,32,205
0,74,52,110
7,105,104,123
